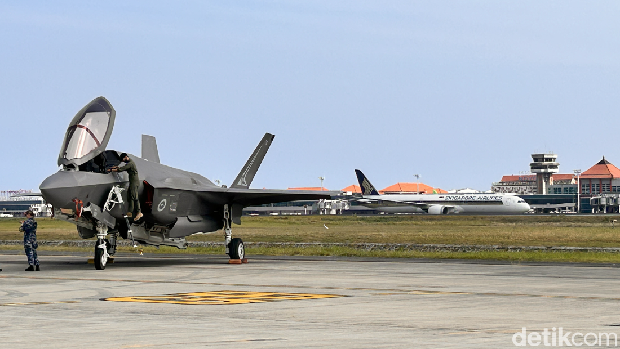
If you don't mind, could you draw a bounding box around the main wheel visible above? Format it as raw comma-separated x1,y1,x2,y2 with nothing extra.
228,238,245,259
94,240,108,270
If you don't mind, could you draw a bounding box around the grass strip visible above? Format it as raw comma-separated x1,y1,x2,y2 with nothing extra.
3,215,620,263
3,245,620,264
4,216,620,247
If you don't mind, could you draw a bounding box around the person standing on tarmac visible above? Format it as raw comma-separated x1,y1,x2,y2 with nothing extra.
20,210,39,271
110,153,143,221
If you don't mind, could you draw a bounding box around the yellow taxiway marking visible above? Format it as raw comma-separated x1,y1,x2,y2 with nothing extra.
0,301,80,307
105,290,346,305
2,275,619,302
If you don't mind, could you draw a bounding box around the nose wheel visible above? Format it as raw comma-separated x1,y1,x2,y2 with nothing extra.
94,222,112,270
94,239,108,270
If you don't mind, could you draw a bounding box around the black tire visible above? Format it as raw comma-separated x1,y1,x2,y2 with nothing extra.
228,238,245,259
94,240,107,270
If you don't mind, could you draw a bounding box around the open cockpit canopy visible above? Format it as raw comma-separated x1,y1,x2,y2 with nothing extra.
58,97,116,167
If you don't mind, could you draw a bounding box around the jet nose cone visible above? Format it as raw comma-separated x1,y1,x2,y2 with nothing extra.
40,171,62,192
521,203,531,212
39,171,89,209
40,170,121,210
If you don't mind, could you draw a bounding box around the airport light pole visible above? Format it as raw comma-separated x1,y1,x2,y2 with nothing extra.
319,176,325,191
574,169,581,213
414,174,420,194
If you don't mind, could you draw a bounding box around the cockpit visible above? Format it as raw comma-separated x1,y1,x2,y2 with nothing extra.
63,111,109,161
76,150,123,174
58,97,120,173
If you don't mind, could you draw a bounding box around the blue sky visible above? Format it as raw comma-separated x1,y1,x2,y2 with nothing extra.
2,1,620,192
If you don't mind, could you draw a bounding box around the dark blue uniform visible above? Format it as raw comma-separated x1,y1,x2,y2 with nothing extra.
20,218,39,266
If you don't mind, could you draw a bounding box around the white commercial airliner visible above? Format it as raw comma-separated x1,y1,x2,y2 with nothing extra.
355,169,530,214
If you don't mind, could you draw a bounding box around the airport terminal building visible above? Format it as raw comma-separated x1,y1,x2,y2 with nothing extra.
493,154,620,213
578,157,620,213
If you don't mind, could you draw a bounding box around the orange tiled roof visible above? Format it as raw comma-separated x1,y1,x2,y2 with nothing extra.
500,175,536,182
580,157,620,178
380,182,443,194
287,187,330,191
551,174,575,181
341,185,362,193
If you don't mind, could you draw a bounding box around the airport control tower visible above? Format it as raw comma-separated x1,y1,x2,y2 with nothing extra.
530,153,559,195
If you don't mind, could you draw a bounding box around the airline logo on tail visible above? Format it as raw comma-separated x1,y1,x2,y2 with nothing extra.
361,178,375,196
355,169,380,195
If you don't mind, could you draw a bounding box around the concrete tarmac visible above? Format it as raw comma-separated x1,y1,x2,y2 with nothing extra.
1,251,620,348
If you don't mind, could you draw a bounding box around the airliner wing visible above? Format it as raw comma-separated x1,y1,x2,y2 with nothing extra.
402,201,456,212
401,201,433,210
358,198,455,213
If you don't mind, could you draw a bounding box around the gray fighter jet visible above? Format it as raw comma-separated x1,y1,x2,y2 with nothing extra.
40,97,332,270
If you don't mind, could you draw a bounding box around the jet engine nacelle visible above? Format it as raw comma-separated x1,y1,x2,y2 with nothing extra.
427,205,453,215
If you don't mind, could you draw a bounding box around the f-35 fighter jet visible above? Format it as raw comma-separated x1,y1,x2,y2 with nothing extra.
40,97,331,270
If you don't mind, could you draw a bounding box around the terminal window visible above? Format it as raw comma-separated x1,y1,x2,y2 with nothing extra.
582,184,590,194
563,187,576,194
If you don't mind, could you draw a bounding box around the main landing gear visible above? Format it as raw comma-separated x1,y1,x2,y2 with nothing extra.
223,204,245,260
229,238,245,260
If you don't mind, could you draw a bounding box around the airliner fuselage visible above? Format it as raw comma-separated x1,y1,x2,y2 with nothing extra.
357,193,530,214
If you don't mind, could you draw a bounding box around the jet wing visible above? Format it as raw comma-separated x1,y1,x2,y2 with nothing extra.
147,177,334,206
148,178,335,225
141,131,335,225
205,188,336,206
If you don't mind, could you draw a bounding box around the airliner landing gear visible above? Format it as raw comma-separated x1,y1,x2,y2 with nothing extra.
223,204,245,260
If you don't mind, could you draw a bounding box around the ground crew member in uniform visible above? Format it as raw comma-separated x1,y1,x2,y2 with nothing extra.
110,153,143,220
20,210,39,271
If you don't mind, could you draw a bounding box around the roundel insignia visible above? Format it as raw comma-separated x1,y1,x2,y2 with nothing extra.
157,199,167,212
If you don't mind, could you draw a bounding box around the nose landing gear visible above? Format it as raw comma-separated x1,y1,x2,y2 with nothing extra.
94,223,109,270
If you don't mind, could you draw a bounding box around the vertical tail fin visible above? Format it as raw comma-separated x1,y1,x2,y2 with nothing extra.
231,133,275,189
355,169,380,195
141,135,160,163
